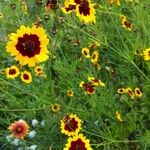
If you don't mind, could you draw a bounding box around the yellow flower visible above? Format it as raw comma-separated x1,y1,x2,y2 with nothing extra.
82,47,90,58
88,77,105,87
60,114,82,136
8,120,29,140
67,90,74,97
21,71,32,84
62,0,76,14
126,87,134,99
5,66,20,79
6,25,49,67
64,134,93,150
143,47,150,61
75,1,96,23
88,41,100,50
115,111,123,122
51,103,60,112
91,51,99,64
34,66,43,76
117,88,126,94
0,12,4,19
121,15,132,31
108,0,121,5
135,88,142,98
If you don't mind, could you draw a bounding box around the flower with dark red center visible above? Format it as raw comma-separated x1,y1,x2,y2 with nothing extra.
91,51,99,64
75,0,96,23
143,47,150,61
5,66,20,79
88,77,105,87
134,88,142,98
117,88,126,94
121,15,132,31
125,87,134,99
64,134,93,150
51,103,60,112
6,25,49,67
60,114,82,136
8,120,29,139
21,71,32,84
34,66,43,76
82,47,90,58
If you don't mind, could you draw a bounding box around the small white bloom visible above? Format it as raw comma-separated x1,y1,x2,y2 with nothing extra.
32,119,39,127
12,139,21,146
18,147,23,150
40,120,45,126
6,135,12,142
28,130,36,138
30,145,37,150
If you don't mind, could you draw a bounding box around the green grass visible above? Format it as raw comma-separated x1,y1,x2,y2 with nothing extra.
0,0,150,149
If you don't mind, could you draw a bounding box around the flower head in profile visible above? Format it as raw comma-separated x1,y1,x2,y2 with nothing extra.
143,47,150,61
82,47,90,58
8,120,29,139
60,114,82,136
67,89,74,97
64,134,93,150
88,77,105,87
90,51,99,64
20,71,32,84
51,103,60,112
126,87,134,99
135,87,142,98
121,15,132,31
6,25,49,67
5,66,20,79
117,88,126,94
115,111,123,122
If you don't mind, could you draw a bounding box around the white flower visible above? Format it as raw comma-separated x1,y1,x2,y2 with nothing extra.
12,139,21,146
18,147,23,150
32,119,39,127
28,130,36,138
40,120,45,126
6,135,12,142
30,145,37,150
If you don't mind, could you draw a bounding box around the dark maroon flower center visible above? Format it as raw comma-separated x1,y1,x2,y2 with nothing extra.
83,50,88,56
74,0,81,4
70,138,86,150
9,69,16,75
65,4,76,12
79,0,90,16
124,21,131,28
64,118,78,132
82,83,95,93
16,34,41,58
23,74,29,80
136,89,141,95
128,90,133,96
14,125,24,134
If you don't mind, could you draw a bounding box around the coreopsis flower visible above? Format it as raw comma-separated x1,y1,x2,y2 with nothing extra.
64,134,93,150
51,103,60,112
134,88,142,98
115,111,123,122
62,0,76,14
126,87,134,99
108,0,121,5
117,88,126,94
143,47,150,61
20,71,32,84
67,90,74,97
121,15,132,31
90,50,99,64
6,25,49,67
75,0,96,23
5,66,20,79
45,0,59,12
82,47,90,58
80,81,95,95
88,41,100,50
8,120,29,139
34,66,43,76
88,77,105,87
60,114,82,136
